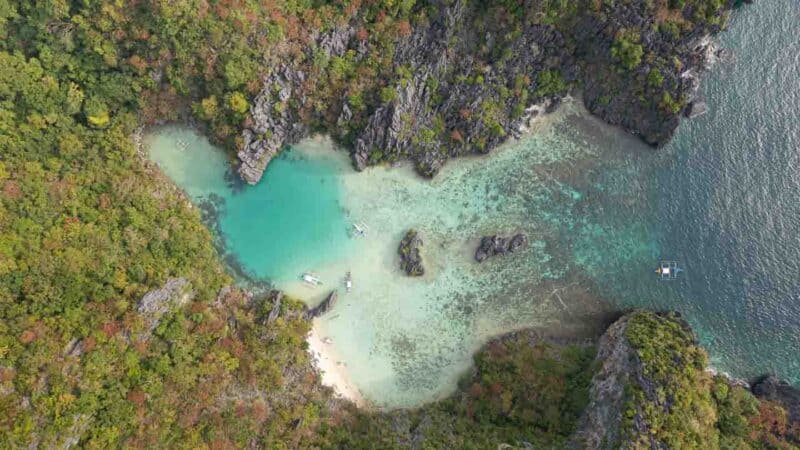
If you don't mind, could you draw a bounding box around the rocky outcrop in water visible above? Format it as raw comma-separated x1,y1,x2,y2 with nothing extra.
305,290,338,319
237,1,738,183
398,229,425,276
137,278,194,339
475,233,528,263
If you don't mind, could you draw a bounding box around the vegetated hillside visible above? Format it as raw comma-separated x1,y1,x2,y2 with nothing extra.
573,312,799,449
320,312,798,449
319,330,598,449
1,1,792,448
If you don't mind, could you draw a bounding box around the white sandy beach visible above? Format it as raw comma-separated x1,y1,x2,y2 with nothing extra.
307,321,368,408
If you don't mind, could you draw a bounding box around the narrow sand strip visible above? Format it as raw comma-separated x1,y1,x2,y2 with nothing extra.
307,322,368,408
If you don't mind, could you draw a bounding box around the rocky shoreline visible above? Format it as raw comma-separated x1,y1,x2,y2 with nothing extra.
236,1,742,184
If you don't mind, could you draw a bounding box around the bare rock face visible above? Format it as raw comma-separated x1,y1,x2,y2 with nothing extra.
474,233,528,262
266,290,283,324
398,229,425,276
569,315,634,449
137,278,194,338
305,290,338,319
237,24,354,184
237,67,309,185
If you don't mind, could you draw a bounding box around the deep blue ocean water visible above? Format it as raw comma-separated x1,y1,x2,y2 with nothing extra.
645,1,800,381
562,0,800,383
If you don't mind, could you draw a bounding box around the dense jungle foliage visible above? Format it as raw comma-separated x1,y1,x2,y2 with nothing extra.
621,312,798,449
0,0,797,448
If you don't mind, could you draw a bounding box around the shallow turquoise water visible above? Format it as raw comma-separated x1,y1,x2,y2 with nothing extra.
147,0,800,408
146,128,353,282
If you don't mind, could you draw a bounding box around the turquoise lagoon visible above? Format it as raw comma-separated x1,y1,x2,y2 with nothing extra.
147,1,800,409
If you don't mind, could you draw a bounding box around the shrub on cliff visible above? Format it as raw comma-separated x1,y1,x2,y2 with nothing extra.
611,29,644,71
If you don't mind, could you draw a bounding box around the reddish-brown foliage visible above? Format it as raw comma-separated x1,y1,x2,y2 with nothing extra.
127,389,146,407
396,20,412,37
19,330,37,344
81,336,97,352
2,180,21,200
101,321,120,338
251,400,270,423
128,55,148,72
0,366,16,382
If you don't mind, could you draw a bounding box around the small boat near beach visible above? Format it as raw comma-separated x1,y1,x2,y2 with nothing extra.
344,271,352,293
301,272,324,286
655,261,683,280
352,222,369,237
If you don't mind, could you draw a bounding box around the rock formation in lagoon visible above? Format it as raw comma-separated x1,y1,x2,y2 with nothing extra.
475,233,528,263
305,290,339,320
236,1,738,184
398,229,425,276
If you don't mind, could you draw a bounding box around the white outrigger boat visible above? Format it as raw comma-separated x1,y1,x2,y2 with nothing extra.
352,222,369,237
655,261,683,280
301,272,323,286
344,271,352,293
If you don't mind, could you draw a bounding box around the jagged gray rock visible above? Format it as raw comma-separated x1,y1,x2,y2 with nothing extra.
398,229,425,276
569,315,633,449
137,278,194,338
305,290,338,319
237,67,309,185
475,233,528,263
267,290,283,324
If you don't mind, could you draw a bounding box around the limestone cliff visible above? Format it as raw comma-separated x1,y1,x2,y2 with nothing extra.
237,0,740,184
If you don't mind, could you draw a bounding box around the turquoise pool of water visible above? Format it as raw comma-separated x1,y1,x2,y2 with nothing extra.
147,0,800,408
146,129,353,282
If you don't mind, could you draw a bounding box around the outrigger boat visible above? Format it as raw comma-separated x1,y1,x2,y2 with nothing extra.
301,272,323,286
655,261,683,280
344,271,352,293
352,222,369,237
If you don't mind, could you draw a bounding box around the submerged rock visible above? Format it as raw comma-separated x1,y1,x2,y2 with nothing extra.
306,290,338,319
398,229,425,276
685,99,709,118
474,233,528,263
